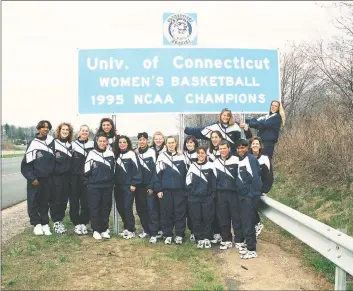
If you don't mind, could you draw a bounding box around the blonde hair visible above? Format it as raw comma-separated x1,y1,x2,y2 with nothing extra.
79,124,90,131
55,122,74,142
151,131,165,148
78,124,90,139
218,108,235,126
271,100,286,127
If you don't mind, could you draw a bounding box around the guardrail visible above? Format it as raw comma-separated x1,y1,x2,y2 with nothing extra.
259,196,353,291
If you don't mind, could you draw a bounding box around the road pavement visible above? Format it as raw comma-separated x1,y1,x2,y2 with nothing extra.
1,157,26,209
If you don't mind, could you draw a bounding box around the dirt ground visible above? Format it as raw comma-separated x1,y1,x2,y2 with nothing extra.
216,238,332,290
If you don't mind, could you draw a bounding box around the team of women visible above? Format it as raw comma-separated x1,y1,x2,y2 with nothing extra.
21,101,285,260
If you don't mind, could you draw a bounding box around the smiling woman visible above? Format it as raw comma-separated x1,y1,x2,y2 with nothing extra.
20,120,55,236
51,122,74,235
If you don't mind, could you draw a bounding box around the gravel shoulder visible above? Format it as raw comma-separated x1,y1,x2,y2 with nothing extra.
1,201,30,246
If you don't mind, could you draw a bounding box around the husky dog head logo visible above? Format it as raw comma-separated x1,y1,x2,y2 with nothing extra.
163,13,197,46
170,19,190,40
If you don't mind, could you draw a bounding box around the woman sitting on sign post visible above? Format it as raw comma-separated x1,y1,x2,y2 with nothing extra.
240,100,285,160
184,108,252,154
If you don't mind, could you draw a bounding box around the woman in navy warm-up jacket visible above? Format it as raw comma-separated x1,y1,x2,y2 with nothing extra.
243,100,285,160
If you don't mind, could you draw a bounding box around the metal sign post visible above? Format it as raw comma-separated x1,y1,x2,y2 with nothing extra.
112,114,119,234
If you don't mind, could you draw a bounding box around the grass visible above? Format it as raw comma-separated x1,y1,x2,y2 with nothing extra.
1,154,24,158
1,211,225,290
264,171,353,290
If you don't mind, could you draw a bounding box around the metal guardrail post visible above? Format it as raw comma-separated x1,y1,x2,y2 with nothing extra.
335,228,347,291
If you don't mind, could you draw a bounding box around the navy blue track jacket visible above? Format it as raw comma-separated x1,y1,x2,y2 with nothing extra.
183,150,198,168
115,150,142,186
83,148,115,188
71,139,95,175
136,146,156,189
236,153,262,197
257,154,273,193
21,135,55,181
213,153,239,192
247,113,282,143
153,151,187,193
151,144,166,159
207,148,220,162
185,122,242,153
53,138,72,175
186,161,217,201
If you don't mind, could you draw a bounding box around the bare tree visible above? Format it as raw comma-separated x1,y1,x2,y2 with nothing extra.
305,1,353,118
280,42,325,125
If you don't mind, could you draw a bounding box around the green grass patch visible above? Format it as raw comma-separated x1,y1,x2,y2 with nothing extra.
1,154,23,158
1,211,225,290
191,258,224,291
265,172,353,290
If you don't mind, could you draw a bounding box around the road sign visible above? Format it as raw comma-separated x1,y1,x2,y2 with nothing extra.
78,48,280,114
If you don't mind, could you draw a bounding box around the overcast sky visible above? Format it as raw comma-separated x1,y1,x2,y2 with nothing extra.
2,1,341,136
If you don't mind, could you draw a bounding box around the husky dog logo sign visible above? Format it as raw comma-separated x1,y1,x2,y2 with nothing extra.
163,13,198,46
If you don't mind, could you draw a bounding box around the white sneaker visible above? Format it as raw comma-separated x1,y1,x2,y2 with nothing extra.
204,239,212,249
81,224,88,235
156,230,163,239
197,240,205,249
101,230,111,239
33,224,43,236
59,221,67,233
149,236,157,244
220,241,233,250
138,232,148,239
74,225,83,235
190,234,195,242
123,231,135,239
255,222,264,237
41,224,52,236
174,236,183,245
210,233,222,244
240,250,257,259
164,237,172,244
235,242,247,255
119,229,129,237
53,221,66,234
93,231,102,240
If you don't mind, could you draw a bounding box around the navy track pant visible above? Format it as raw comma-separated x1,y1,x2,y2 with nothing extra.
50,173,70,222
87,186,113,233
27,177,51,226
159,189,186,238
114,185,136,232
263,141,275,160
188,196,214,241
212,196,221,235
69,175,89,226
233,195,260,251
216,191,238,242
136,185,160,236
